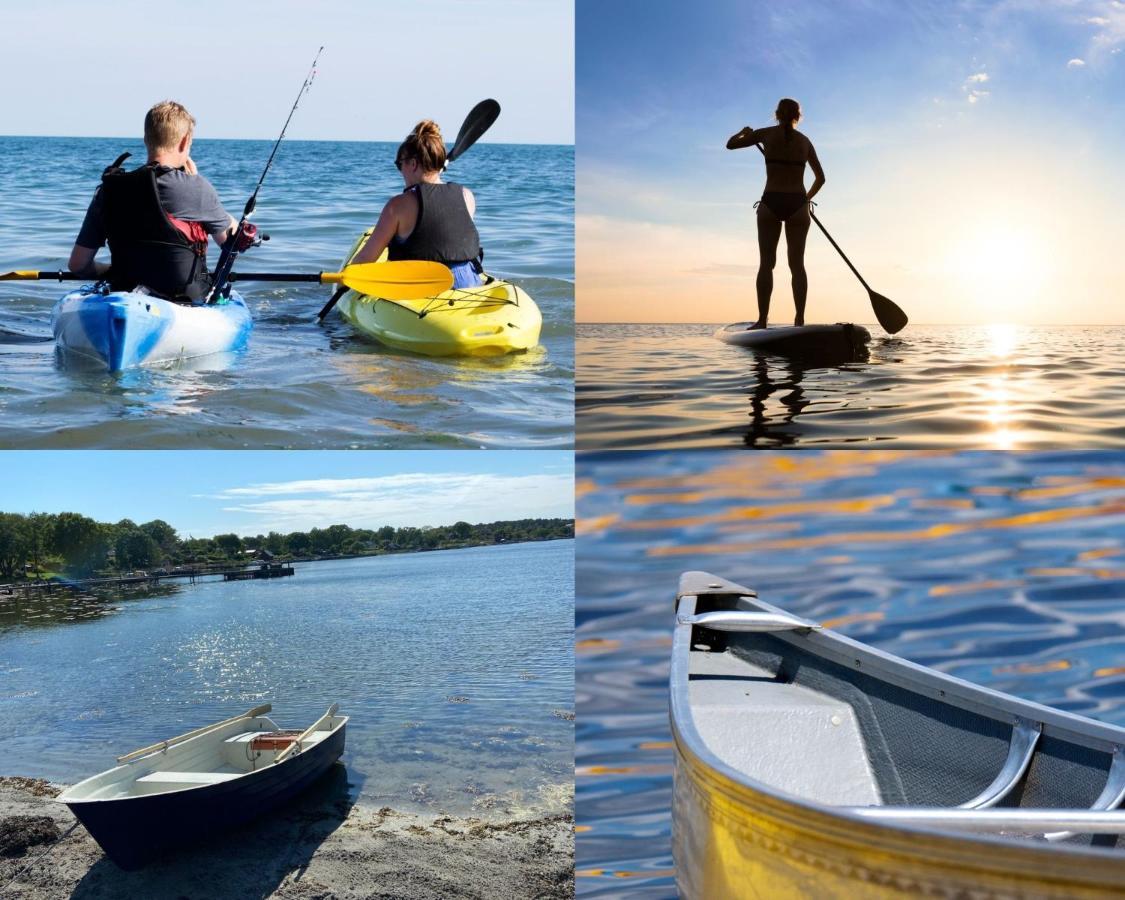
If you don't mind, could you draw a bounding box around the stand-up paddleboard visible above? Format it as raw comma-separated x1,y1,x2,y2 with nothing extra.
715,322,871,355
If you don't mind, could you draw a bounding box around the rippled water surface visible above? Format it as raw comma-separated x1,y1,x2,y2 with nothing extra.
575,451,1125,897
0,541,574,817
577,323,1125,449
0,137,573,448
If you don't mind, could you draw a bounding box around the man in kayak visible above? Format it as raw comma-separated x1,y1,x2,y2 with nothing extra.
727,98,825,329
350,120,484,288
67,100,257,302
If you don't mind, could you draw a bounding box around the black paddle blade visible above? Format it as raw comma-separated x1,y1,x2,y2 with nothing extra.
870,290,908,334
448,99,500,164
317,285,349,321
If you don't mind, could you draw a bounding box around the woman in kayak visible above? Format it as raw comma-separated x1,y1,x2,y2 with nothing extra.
727,98,825,328
351,120,483,288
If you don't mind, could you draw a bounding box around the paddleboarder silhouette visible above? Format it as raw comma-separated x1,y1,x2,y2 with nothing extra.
727,98,825,329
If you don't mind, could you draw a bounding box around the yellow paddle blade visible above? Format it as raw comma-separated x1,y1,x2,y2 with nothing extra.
326,260,453,300
0,270,41,280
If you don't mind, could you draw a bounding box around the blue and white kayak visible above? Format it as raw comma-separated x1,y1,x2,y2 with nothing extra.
51,287,253,372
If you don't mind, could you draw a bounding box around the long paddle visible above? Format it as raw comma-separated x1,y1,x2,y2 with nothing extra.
275,703,340,764
316,98,501,321
1,260,453,302
753,142,907,334
116,703,273,763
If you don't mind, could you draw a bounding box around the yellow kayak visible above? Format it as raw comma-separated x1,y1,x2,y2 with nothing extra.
336,229,542,357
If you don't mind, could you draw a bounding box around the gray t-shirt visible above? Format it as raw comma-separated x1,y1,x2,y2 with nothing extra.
76,166,233,249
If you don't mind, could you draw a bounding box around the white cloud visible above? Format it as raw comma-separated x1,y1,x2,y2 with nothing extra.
1067,57,1087,66
1086,2,1125,58
962,72,990,104
205,473,575,533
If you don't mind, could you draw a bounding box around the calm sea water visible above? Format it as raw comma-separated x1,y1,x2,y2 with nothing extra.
0,540,574,818
0,136,573,449
577,323,1125,450
575,451,1125,897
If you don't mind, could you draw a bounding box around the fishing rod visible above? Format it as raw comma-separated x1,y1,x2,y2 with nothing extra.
207,46,324,303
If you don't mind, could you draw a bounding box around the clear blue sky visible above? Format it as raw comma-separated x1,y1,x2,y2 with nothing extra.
0,0,573,145
578,0,1125,324
0,451,574,538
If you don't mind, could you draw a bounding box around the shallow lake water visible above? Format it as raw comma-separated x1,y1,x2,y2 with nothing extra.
0,540,575,819
0,137,574,449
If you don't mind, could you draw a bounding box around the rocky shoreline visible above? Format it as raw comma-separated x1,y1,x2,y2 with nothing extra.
0,776,574,899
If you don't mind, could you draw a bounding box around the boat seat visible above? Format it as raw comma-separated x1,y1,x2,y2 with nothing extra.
226,731,274,744
226,729,329,747
689,650,882,806
136,771,242,785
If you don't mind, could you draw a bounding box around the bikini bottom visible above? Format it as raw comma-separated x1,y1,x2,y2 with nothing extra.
759,192,809,222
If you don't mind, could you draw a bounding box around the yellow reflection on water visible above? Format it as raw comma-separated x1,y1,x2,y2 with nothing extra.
985,373,1018,451
930,579,1024,597
620,495,896,530
648,501,1123,556
576,514,620,536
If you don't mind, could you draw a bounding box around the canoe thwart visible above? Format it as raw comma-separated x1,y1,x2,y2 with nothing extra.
679,609,821,633
116,703,273,763
1046,746,1125,842
959,718,1042,810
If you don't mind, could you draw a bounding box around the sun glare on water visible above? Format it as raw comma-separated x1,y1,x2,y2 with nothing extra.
947,225,1052,323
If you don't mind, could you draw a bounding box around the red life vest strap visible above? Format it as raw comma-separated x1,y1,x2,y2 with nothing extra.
165,214,209,254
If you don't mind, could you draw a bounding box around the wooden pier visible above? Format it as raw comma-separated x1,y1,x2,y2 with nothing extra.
222,564,295,581
1,563,295,598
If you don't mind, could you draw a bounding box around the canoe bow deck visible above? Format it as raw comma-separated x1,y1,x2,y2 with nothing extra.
671,572,1125,899
56,704,346,870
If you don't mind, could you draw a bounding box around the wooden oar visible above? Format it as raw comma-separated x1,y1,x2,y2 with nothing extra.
317,98,500,322
2,260,453,303
752,142,908,334
275,703,340,764
117,703,272,763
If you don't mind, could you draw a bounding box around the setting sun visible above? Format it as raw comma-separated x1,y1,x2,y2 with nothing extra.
946,224,1053,322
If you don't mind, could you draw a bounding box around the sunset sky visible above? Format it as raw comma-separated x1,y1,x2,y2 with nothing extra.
577,0,1125,325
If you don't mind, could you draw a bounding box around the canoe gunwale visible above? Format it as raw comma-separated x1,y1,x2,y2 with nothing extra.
676,570,1125,753
671,571,1125,895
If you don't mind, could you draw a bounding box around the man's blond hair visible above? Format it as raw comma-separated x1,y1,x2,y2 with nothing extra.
144,101,196,152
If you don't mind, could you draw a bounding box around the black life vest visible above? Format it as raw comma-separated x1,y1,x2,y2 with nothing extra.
99,155,213,301
386,182,483,266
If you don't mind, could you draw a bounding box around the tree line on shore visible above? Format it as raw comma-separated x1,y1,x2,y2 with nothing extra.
0,512,575,580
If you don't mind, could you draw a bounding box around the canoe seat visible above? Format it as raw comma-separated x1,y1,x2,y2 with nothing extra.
689,650,882,806
136,771,242,785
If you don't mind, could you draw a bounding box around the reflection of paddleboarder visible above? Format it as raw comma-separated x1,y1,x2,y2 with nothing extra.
727,99,825,329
